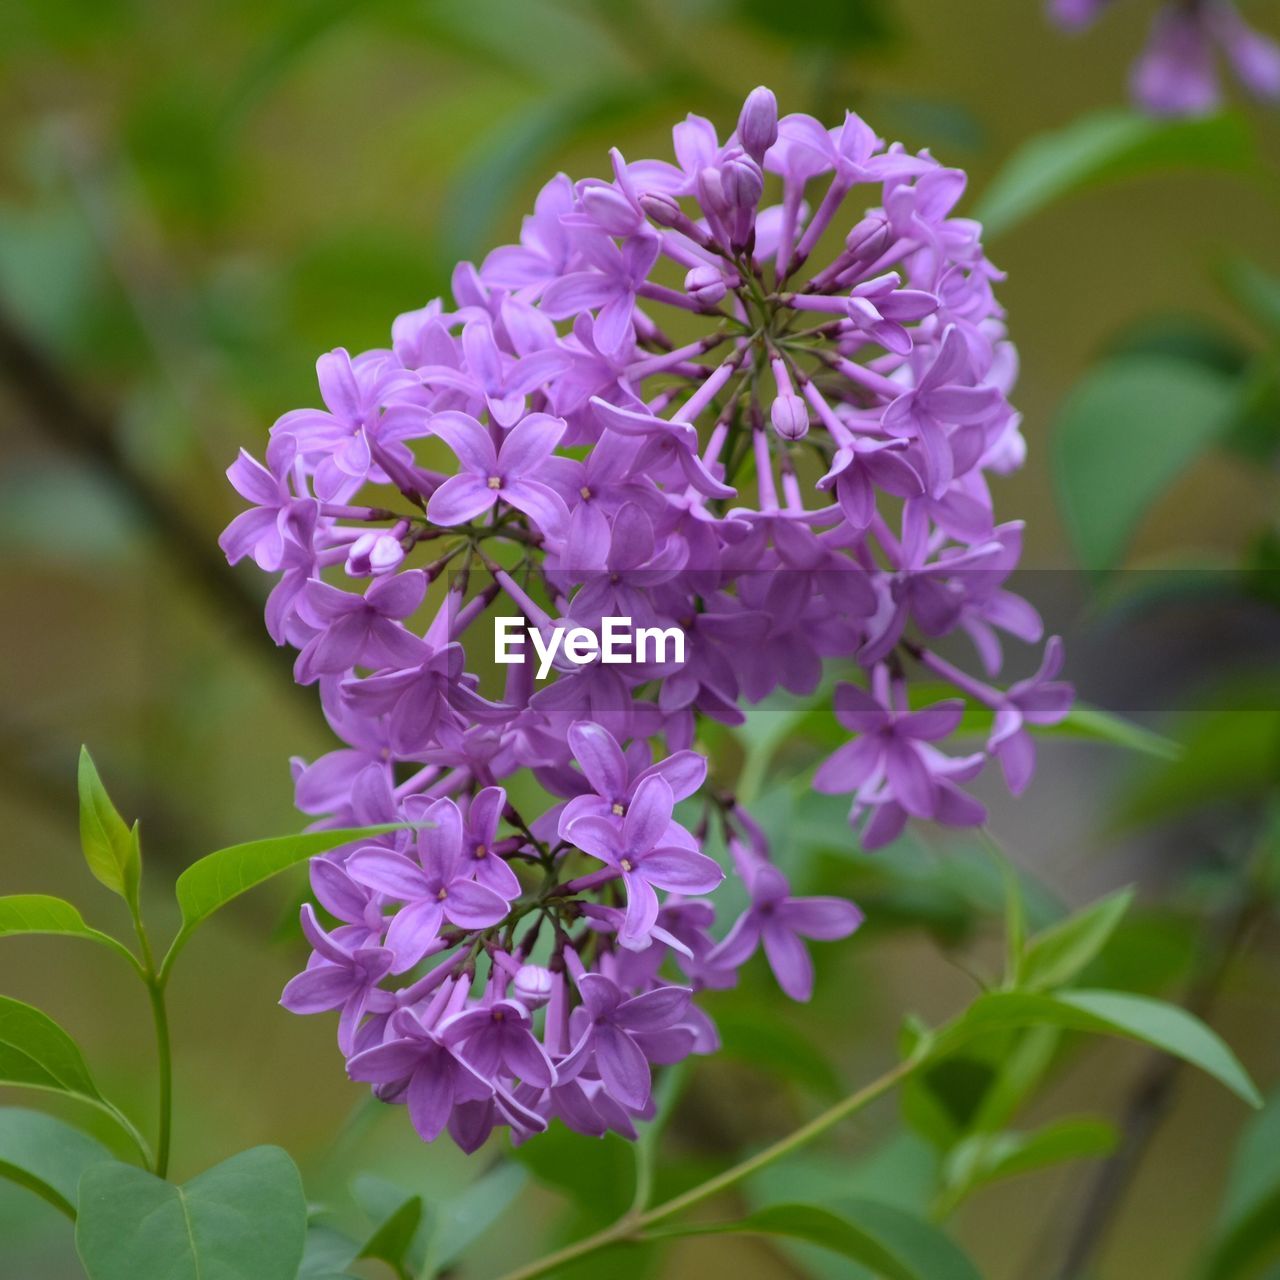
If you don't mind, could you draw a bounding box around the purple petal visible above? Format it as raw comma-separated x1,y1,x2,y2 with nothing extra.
638,847,724,895
593,1024,651,1110
762,922,815,1002
427,474,497,526
347,849,431,901
407,1062,455,1141
623,774,674,854
443,878,511,929
568,720,628,801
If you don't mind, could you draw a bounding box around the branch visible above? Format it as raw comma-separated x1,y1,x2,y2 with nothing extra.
1044,889,1268,1280
0,303,304,688
494,1051,924,1280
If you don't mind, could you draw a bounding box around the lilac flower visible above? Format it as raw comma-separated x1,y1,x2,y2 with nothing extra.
427,411,569,535
346,1009,495,1142
460,787,522,899
814,681,969,818
560,975,691,1110
1132,4,1222,115
293,570,427,683
346,800,513,970
224,85,1065,1152
882,326,1005,498
219,434,303,570
567,775,723,949
557,719,707,834
1049,0,1280,116
542,232,661,357
280,905,394,1054
711,858,864,1001
440,999,557,1089
989,636,1074,793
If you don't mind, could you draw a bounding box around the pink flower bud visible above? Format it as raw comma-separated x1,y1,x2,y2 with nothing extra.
346,532,405,577
581,183,643,235
737,86,779,163
514,964,554,1009
771,394,809,440
685,264,729,305
638,191,683,228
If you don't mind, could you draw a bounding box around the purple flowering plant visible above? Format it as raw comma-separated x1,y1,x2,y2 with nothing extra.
0,87,1263,1280
1048,0,1280,115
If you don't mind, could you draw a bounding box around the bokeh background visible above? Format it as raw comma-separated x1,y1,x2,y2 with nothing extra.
1,1,1278,1277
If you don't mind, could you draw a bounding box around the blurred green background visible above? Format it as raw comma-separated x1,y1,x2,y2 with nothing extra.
1,1,1278,1277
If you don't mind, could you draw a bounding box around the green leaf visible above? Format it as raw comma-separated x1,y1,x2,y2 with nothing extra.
299,1224,360,1278
427,1162,527,1271
1200,1091,1280,1280
1115,705,1280,828
76,1146,307,1280
659,1201,982,1280
0,995,101,1102
0,1107,113,1218
358,1193,423,1278
1052,356,1239,570
77,747,141,905
1053,705,1181,760
717,1011,844,1100
1020,887,1136,992
975,110,1257,239
971,1027,1062,1133
941,1118,1116,1207
1220,257,1280,339
945,990,1261,1107
511,1126,635,1226
0,895,136,967
171,824,402,942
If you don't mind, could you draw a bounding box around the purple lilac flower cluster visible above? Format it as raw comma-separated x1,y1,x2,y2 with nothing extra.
1049,0,1280,116
221,88,1071,1151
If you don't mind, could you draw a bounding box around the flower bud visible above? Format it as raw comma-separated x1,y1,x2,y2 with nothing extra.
346,531,405,577
737,86,779,163
845,214,892,262
638,191,684,229
581,183,643,235
685,264,729,306
721,152,764,213
771,394,809,441
514,964,554,1009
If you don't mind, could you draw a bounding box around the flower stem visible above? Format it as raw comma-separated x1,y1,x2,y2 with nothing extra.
494,1048,926,1280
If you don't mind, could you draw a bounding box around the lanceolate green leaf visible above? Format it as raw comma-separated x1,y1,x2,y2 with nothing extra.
358,1194,424,1278
167,824,403,967
1052,356,1239,571
77,747,141,905
1200,1092,1280,1280
0,895,138,968
944,990,1261,1107
1019,887,1136,992
76,1146,307,1280
655,1201,982,1280
0,1107,113,1218
0,997,146,1158
975,110,1257,239
0,995,102,1101
942,1118,1116,1206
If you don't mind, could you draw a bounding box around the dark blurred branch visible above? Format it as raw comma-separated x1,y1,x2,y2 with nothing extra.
0,304,293,672
1044,887,1269,1280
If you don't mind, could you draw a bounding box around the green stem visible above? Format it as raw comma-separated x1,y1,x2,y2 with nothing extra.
495,1048,927,1280
131,909,174,1178
146,976,173,1177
